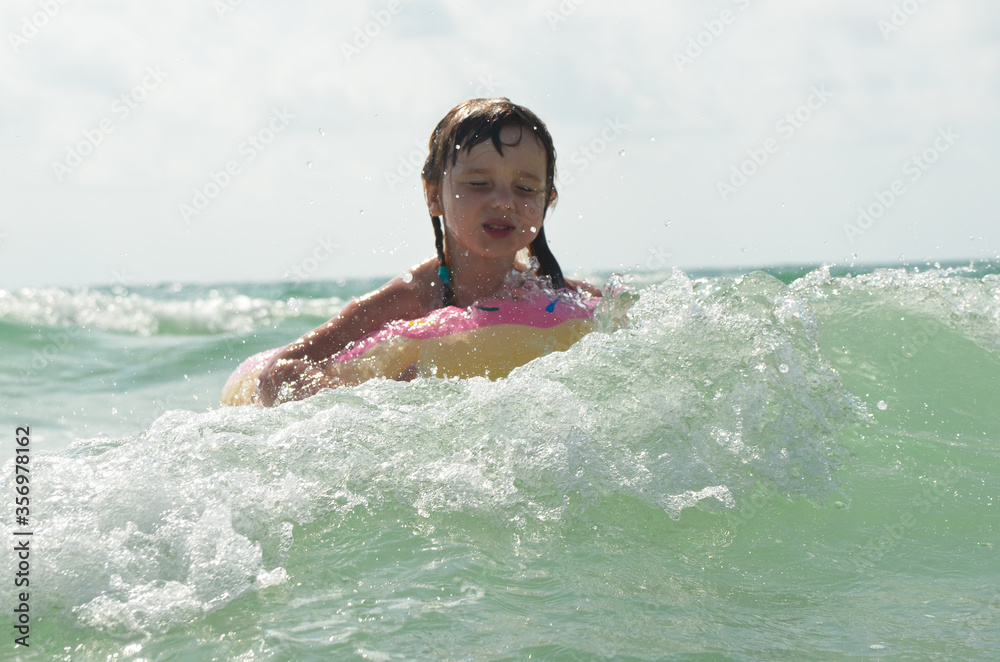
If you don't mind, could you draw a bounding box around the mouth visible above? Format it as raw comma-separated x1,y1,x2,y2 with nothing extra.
482,222,515,239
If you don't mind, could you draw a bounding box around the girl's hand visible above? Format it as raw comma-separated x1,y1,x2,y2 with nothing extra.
397,363,420,382
565,277,603,298
256,358,340,406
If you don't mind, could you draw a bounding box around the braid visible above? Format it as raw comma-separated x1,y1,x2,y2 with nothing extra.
431,215,457,307
529,227,566,289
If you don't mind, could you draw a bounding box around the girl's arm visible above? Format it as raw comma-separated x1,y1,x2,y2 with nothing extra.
256,276,427,406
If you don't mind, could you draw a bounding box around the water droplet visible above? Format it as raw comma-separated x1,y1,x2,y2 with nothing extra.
401,271,413,283
650,136,656,142
318,128,325,136
779,363,789,374
359,209,365,215
618,149,626,156
306,161,312,168
664,220,671,228
529,226,537,233
877,400,888,411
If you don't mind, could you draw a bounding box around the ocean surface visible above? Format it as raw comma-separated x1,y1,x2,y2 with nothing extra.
1,263,998,661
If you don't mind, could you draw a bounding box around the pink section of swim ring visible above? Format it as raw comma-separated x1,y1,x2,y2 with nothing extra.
333,289,597,364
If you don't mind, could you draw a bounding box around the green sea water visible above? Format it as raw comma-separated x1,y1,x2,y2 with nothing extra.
1,263,998,660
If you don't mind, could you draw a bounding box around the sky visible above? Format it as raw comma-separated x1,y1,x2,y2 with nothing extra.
1,0,998,288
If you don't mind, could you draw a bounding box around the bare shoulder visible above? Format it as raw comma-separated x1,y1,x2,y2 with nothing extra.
326,266,433,340
564,277,603,298
368,257,442,317
277,259,439,364
352,267,433,323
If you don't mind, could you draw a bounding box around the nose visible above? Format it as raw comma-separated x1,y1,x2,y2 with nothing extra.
490,184,515,211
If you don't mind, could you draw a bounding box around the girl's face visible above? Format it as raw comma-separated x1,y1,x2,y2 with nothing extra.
425,123,549,261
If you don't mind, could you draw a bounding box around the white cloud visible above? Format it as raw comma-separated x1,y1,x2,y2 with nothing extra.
2,0,998,287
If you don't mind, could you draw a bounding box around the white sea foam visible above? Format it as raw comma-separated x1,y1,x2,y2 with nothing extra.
2,269,867,637
790,265,1000,353
0,286,344,335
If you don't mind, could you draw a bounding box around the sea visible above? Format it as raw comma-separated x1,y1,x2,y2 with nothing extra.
1,262,998,661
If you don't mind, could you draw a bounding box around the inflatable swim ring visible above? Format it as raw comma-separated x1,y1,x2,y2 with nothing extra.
220,288,599,406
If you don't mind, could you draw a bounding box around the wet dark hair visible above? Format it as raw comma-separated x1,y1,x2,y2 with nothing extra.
422,98,565,306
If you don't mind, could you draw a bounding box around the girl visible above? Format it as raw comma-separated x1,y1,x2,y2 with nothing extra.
256,98,601,406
